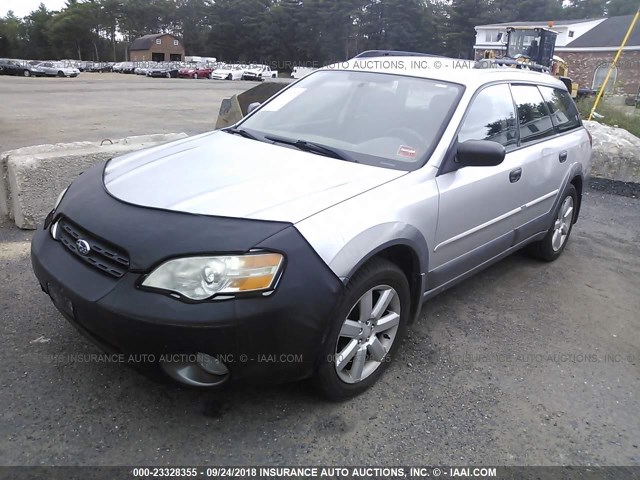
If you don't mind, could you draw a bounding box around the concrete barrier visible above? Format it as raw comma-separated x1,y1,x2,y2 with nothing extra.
215,82,288,129
584,121,640,184
1,133,187,230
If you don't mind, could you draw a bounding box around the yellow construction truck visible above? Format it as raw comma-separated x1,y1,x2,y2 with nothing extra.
480,25,579,97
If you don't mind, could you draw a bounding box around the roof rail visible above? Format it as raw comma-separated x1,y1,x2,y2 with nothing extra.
353,50,439,59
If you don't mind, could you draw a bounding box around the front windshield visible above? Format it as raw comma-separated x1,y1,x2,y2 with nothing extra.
239,70,463,170
507,30,542,59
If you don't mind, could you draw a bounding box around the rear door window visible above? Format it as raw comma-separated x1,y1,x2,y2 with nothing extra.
511,85,555,143
538,86,582,132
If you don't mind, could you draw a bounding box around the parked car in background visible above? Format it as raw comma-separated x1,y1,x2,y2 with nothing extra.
86,62,114,73
242,64,278,81
210,64,245,80
27,62,47,77
121,62,137,74
179,64,214,79
25,61,46,76
112,62,124,73
34,62,80,77
178,64,198,78
147,64,179,78
0,58,39,77
135,62,157,75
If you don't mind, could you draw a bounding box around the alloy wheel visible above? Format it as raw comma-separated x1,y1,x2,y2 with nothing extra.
335,285,400,384
552,196,574,251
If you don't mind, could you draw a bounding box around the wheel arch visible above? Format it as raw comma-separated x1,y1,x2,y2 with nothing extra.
330,224,429,324
570,173,583,224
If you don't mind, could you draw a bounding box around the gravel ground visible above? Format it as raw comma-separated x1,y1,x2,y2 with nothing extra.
0,73,277,152
0,72,638,468
0,188,638,467
589,178,640,199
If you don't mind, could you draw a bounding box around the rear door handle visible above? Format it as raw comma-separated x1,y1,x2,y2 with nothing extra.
559,151,568,163
509,168,522,183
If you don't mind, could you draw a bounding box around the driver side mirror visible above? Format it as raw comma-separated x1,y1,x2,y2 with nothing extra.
247,102,261,114
456,140,505,167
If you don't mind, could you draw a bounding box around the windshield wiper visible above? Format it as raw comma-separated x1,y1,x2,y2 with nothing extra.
223,127,260,141
264,135,356,162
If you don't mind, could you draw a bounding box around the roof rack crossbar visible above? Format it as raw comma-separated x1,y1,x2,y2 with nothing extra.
353,50,438,59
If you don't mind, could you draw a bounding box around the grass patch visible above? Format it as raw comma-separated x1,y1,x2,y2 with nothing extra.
576,97,640,138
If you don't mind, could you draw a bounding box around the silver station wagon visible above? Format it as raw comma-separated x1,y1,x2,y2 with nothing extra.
32,53,592,400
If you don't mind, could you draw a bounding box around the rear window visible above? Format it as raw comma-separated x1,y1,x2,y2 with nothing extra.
538,86,582,132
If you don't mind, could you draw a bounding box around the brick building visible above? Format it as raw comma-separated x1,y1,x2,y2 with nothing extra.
474,15,640,96
129,34,185,62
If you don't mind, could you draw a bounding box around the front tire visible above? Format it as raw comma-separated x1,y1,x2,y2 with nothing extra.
23,69,31,77
528,184,577,261
57,71,64,77
314,258,410,401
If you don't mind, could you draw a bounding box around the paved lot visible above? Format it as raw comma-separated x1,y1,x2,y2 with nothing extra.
0,190,638,466
0,73,267,152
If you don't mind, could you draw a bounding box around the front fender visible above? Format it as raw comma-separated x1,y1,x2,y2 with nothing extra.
330,222,429,283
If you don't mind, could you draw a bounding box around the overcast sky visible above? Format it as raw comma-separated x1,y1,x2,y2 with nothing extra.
2,0,67,18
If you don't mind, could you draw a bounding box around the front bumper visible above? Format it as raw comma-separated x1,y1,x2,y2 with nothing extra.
31,164,344,387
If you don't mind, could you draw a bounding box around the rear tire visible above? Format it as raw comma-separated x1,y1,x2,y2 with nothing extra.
314,258,410,401
57,71,64,77
23,69,31,77
527,184,577,262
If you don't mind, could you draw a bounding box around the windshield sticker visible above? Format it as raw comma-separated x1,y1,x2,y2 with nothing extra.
261,87,307,112
397,146,417,159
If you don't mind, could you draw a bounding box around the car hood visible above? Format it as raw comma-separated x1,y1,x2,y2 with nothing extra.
104,131,405,223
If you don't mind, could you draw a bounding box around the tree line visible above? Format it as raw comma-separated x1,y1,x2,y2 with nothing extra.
0,0,637,66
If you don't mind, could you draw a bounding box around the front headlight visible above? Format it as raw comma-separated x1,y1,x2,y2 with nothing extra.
141,253,284,301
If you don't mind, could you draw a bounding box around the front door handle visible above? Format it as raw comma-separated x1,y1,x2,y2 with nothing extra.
559,151,568,163
509,168,522,183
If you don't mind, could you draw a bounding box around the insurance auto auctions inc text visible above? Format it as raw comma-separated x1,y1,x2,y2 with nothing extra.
256,466,497,478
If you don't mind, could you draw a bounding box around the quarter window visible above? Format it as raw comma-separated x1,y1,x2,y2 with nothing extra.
511,85,555,143
458,84,517,148
538,86,581,132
